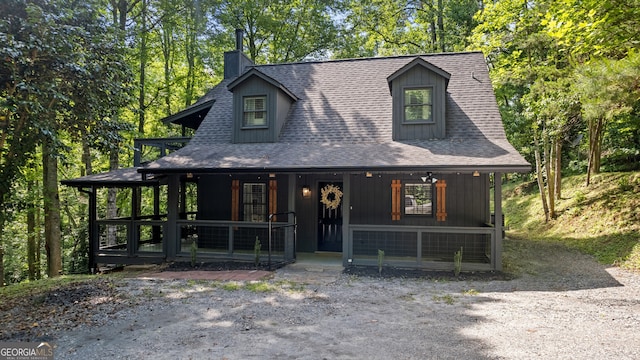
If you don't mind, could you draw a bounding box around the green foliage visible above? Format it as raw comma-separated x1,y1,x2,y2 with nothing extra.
453,247,463,277
337,0,480,57
503,171,640,270
377,249,385,275
221,282,242,291
432,293,455,305
216,0,343,63
244,281,275,293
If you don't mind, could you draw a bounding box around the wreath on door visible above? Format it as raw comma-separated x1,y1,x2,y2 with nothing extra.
320,184,343,210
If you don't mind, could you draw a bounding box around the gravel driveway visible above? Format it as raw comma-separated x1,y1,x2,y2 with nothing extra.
39,239,640,359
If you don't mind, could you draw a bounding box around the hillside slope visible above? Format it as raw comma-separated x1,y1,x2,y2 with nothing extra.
503,171,640,271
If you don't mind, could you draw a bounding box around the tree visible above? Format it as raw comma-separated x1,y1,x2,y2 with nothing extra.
216,0,342,63
0,0,133,280
573,53,640,185
338,0,480,57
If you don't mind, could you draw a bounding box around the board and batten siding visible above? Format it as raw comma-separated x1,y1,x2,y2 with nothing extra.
349,173,490,227
391,66,447,140
231,77,293,143
196,174,289,221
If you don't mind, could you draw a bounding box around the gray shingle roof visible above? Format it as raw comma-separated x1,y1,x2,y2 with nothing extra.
142,52,530,173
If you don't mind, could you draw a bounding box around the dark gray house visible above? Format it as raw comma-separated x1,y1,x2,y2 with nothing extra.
63,37,530,272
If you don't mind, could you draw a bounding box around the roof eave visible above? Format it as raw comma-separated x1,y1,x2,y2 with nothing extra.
138,164,531,175
227,68,299,101
160,99,215,126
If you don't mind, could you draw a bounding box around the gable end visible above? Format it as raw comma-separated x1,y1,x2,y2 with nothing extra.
228,71,296,143
389,57,449,140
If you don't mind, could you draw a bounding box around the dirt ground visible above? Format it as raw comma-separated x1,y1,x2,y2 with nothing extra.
3,238,640,359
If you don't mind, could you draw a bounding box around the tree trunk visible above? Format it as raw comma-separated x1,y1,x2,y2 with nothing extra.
27,181,37,281
437,0,445,52
185,4,197,107
545,134,555,219
43,141,62,278
107,149,119,246
0,225,4,287
35,204,42,280
554,138,562,199
161,0,173,116
534,133,550,222
138,0,148,134
82,138,92,176
0,243,4,287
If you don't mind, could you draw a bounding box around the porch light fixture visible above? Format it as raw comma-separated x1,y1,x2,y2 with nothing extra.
366,172,373,178
473,171,480,177
302,185,311,198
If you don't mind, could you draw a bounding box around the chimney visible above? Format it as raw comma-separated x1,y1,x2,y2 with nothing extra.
224,29,254,79
235,28,243,51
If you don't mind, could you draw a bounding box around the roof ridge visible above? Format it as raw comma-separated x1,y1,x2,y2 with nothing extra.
252,51,484,68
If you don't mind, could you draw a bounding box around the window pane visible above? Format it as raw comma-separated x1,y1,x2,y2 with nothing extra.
243,96,267,126
404,88,433,122
405,105,432,121
404,89,432,105
405,183,432,215
244,111,266,126
244,97,265,111
243,183,267,222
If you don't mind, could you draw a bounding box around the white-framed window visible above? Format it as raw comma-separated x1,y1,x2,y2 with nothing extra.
404,183,433,215
403,87,433,123
243,96,267,127
243,183,267,222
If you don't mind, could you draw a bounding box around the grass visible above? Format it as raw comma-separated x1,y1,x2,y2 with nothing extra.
432,294,456,305
503,171,640,271
219,280,305,293
0,274,96,300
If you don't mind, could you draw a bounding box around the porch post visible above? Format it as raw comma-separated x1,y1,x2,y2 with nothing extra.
129,186,139,256
166,175,179,260
87,187,98,273
287,173,296,261
152,184,161,241
494,172,503,271
341,173,350,266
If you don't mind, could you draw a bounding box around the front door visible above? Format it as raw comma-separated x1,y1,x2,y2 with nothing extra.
317,182,343,252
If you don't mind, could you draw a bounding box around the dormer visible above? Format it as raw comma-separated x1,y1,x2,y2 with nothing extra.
387,57,451,140
227,68,297,143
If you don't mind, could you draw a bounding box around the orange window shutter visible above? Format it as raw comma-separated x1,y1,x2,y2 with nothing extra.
436,179,447,221
391,179,402,221
269,180,277,221
231,180,240,221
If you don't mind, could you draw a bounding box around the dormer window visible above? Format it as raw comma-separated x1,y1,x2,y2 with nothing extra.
404,87,433,123
243,96,267,127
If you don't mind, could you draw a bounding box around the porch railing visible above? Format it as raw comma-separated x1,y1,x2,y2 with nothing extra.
133,137,191,166
349,224,495,270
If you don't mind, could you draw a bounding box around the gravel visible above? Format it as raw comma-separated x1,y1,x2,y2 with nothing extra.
6,238,640,359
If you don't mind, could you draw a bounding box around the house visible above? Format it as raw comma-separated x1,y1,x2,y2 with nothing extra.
63,31,530,272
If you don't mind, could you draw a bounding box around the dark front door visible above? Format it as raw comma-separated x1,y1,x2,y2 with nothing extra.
317,182,343,252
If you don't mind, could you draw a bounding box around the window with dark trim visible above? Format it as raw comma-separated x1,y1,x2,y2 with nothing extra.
243,96,267,127
243,183,267,222
404,183,433,215
403,87,433,123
